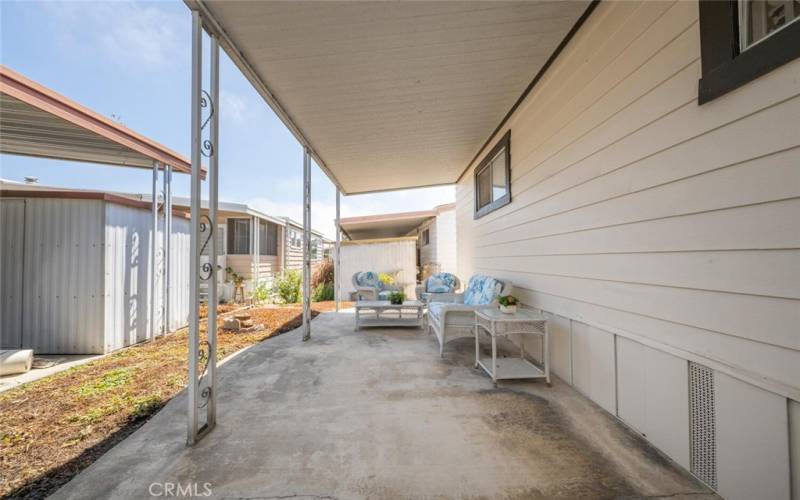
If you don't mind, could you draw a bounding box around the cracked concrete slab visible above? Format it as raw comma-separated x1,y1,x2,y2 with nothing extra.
51,311,718,500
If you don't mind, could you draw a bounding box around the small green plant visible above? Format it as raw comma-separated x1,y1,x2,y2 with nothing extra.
252,282,270,303
388,290,406,305
498,295,518,307
312,282,334,302
379,272,395,286
76,368,133,396
272,269,302,304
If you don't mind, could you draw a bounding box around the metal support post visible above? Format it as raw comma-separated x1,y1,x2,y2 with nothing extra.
302,146,311,341
188,10,202,444
335,188,341,312
151,161,158,340
206,34,220,430
163,164,172,335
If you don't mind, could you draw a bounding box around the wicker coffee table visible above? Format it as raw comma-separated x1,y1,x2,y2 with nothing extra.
354,300,424,330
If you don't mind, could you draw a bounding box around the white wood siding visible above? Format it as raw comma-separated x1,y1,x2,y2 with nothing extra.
418,218,437,269
455,1,799,494
435,208,457,275
456,0,800,397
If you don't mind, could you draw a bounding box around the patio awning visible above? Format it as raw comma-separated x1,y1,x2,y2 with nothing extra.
340,208,438,240
0,65,198,176
186,1,592,194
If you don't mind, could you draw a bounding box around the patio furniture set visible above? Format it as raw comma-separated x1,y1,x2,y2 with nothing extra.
352,271,550,385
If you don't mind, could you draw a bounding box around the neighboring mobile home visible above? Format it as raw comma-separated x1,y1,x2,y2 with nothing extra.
0,182,191,354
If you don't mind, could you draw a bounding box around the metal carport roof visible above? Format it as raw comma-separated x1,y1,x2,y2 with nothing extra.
0,65,198,176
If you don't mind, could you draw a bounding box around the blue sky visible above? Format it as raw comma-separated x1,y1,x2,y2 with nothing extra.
0,0,453,238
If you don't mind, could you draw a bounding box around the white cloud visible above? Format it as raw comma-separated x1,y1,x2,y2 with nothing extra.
41,1,182,70
220,90,247,123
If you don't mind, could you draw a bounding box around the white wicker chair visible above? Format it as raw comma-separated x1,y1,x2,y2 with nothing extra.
427,275,512,357
414,272,461,302
351,271,400,301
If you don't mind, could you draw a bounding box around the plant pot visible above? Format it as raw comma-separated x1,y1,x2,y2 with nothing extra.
390,299,404,305
499,304,517,314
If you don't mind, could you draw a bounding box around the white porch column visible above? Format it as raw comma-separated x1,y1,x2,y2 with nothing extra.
163,164,172,335
335,188,341,312
188,10,203,444
302,146,311,341
151,160,158,341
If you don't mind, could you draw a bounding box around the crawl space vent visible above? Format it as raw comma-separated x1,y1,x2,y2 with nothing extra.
689,362,717,489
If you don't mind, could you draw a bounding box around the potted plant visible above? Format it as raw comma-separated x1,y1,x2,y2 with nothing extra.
388,290,406,305
498,295,518,314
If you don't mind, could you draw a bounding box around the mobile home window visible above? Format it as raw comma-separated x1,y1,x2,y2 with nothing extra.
421,229,430,246
310,238,319,259
474,131,511,219
698,0,800,103
258,220,279,256
227,218,250,255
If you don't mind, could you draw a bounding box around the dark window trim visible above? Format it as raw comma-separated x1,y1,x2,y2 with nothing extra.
698,0,800,104
473,130,511,219
227,217,251,255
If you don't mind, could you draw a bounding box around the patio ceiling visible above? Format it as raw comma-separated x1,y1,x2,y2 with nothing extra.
0,65,196,176
188,1,592,194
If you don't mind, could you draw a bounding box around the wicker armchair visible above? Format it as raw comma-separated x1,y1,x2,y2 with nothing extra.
427,274,512,357
415,272,461,302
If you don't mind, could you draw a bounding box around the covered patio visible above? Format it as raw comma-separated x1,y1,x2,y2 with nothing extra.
52,311,714,499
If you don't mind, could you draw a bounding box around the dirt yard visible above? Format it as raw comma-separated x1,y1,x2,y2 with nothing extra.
0,301,351,499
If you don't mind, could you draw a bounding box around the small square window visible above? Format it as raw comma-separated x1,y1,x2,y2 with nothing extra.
740,0,800,50
474,131,511,219
698,0,800,103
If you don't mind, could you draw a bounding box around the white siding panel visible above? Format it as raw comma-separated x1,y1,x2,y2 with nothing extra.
790,399,800,500
616,337,689,469
571,321,615,413
545,312,571,383
1,199,25,348
715,373,791,500
22,199,105,354
435,209,457,275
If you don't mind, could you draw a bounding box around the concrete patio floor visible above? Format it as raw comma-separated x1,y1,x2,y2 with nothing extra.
53,311,716,500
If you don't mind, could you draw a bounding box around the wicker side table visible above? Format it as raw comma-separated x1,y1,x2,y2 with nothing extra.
474,308,550,386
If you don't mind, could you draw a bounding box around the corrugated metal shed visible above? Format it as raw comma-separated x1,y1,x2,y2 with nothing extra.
0,191,190,354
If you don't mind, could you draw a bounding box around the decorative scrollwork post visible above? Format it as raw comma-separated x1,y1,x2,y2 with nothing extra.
188,11,220,445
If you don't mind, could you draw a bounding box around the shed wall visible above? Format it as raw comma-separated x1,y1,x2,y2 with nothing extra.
0,199,25,348
454,1,800,496
104,203,191,350
340,239,417,298
19,198,105,353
